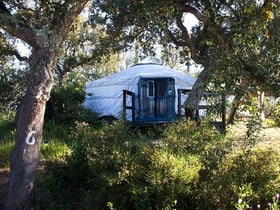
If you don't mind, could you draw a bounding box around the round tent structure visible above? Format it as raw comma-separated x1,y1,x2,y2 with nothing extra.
84,63,196,122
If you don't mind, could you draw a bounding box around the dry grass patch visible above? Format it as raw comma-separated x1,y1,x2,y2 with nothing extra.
226,121,280,152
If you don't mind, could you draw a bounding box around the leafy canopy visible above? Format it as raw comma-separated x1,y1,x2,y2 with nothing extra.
91,0,280,96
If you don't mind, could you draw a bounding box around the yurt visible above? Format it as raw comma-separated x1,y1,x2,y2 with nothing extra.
84,63,196,123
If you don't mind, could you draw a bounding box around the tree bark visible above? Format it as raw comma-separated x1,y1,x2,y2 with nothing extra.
3,47,56,210
227,96,241,125
1,1,89,209
227,79,250,125
183,67,212,118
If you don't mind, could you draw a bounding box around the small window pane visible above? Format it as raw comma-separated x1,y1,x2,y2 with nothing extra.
148,81,154,97
158,80,165,97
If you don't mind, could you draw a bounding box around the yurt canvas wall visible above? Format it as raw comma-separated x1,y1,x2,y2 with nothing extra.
84,63,196,122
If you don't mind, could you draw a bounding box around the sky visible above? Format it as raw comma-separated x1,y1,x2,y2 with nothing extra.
184,13,199,31
16,41,31,57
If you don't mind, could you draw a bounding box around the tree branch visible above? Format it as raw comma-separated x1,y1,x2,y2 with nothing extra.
12,50,29,62
0,2,44,49
51,0,90,42
167,11,205,64
176,12,204,64
2,46,30,62
182,4,229,49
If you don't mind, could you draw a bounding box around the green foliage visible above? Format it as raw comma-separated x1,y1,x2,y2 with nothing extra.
49,73,86,124
205,148,280,209
162,119,224,155
40,140,71,162
29,116,280,209
233,184,253,210
130,151,201,210
0,140,14,168
0,114,15,167
43,121,72,142
272,100,280,126
233,187,280,210
37,120,204,209
0,113,15,139
0,114,72,168
35,160,76,210
65,140,91,187
0,62,28,113
242,97,263,148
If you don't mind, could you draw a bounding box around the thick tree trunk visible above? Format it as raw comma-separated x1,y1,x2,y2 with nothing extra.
3,48,55,210
1,1,89,209
227,80,249,125
183,67,212,118
227,104,238,125
227,94,243,125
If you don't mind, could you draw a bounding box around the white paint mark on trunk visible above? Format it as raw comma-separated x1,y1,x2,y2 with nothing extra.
25,130,36,145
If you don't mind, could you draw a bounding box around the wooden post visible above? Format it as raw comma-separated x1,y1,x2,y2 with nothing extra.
178,89,182,119
123,90,127,121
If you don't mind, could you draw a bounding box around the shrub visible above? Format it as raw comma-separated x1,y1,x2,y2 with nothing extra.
162,119,223,154
35,118,280,210
272,101,280,126
47,78,85,124
40,140,71,162
64,120,203,209
129,150,201,210
204,147,280,209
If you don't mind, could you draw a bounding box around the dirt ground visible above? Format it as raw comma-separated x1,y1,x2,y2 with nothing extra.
0,168,9,206
0,168,9,188
226,122,280,149
259,126,280,152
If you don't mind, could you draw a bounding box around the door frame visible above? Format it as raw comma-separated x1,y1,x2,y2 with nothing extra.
137,77,176,122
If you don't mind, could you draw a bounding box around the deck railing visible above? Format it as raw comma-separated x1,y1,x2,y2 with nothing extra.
178,89,226,132
123,90,136,122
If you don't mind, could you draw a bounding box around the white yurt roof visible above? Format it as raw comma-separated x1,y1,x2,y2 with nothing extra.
84,63,196,120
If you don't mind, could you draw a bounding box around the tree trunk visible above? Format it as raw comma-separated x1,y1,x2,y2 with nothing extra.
227,103,238,125
1,1,89,208
227,91,245,125
3,48,55,210
227,80,249,125
183,67,212,118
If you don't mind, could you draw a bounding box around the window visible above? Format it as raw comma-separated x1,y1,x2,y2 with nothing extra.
148,81,154,97
158,80,165,97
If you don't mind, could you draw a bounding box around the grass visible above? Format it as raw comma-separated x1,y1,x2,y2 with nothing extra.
40,140,71,161
0,117,72,168
0,141,14,168
0,115,15,168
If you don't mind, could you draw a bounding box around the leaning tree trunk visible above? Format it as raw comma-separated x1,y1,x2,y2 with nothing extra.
227,94,243,125
227,79,249,125
183,67,212,118
3,47,56,209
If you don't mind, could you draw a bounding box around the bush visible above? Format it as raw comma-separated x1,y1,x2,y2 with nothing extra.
38,120,203,209
0,114,16,167
34,119,280,210
162,119,224,155
49,85,85,123
272,101,280,126
40,140,71,161
129,150,201,210
203,147,280,209
46,72,93,124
